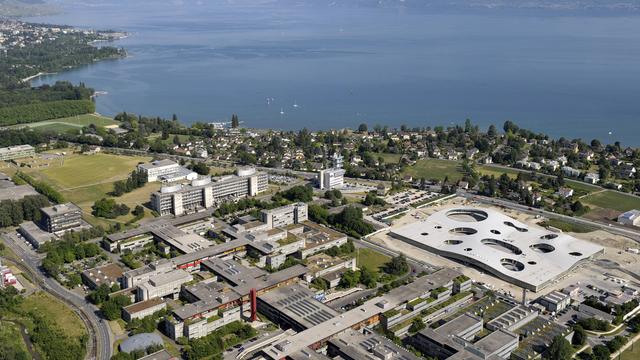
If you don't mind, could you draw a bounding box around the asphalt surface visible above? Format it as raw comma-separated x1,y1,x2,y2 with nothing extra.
1,231,112,360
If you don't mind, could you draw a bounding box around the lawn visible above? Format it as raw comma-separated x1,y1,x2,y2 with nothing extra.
376,153,402,164
582,190,640,212
621,340,640,360
18,291,87,339
402,158,464,182
10,113,119,130
356,247,390,274
477,165,521,179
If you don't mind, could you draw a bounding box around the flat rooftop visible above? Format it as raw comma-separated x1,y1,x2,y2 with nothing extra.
40,202,81,217
258,284,339,329
328,329,421,360
390,207,604,291
123,298,165,314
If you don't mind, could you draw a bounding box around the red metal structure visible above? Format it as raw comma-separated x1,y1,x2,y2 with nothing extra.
250,288,257,322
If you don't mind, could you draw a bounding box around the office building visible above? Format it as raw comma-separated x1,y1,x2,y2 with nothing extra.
136,268,193,301
151,167,268,216
0,145,35,161
260,202,308,229
328,329,421,360
318,168,345,190
137,159,197,182
40,202,83,233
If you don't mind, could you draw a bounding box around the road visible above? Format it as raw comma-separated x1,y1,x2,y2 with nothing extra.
1,232,112,360
459,192,640,242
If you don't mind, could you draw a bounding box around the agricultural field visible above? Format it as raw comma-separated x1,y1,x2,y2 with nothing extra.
402,158,464,182
356,248,390,274
9,114,119,133
582,190,640,213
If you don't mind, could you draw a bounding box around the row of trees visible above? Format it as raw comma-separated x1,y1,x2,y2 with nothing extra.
14,171,65,204
0,194,49,228
111,169,147,196
0,99,95,126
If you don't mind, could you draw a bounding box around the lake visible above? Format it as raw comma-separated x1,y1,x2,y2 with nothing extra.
30,0,640,145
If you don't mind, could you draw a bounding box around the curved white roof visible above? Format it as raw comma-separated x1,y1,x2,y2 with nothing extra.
390,207,604,291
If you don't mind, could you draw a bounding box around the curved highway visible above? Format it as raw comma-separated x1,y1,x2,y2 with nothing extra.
1,232,112,360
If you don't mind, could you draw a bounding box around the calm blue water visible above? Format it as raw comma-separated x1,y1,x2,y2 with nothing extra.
30,0,640,145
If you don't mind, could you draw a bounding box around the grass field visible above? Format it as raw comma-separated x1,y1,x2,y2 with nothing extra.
376,153,402,164
18,291,88,338
621,340,640,360
0,320,30,356
9,114,119,132
356,248,391,274
477,165,521,179
25,153,154,225
402,158,464,182
540,219,597,233
582,190,640,212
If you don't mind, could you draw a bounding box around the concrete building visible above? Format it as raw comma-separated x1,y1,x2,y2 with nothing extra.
81,263,124,290
40,202,83,233
0,173,39,201
486,305,539,332
260,202,308,229
122,298,167,322
319,168,345,190
327,329,421,360
0,145,35,161
288,222,349,259
18,221,55,248
304,253,356,284
413,319,519,360
618,209,640,227
538,291,571,312
151,167,267,216
136,269,193,301
257,284,340,332
137,159,197,182
390,208,604,291
260,269,467,359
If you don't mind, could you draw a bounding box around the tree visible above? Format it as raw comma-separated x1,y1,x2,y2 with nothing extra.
358,123,368,132
190,162,210,176
488,124,497,137
231,114,239,128
132,205,144,217
173,134,181,145
359,266,378,288
544,335,572,360
338,270,360,289
591,345,610,360
385,254,409,276
409,318,425,333
571,325,586,346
